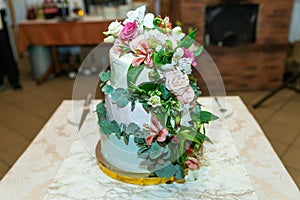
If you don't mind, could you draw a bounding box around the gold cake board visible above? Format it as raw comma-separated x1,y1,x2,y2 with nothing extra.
95,141,185,185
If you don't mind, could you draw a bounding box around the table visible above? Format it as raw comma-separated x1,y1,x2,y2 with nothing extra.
0,97,299,199
18,17,112,83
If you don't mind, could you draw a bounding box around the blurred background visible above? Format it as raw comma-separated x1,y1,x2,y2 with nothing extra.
0,0,299,188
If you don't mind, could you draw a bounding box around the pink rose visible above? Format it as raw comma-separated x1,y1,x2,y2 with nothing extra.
177,86,195,104
165,70,190,96
182,48,197,67
120,21,139,41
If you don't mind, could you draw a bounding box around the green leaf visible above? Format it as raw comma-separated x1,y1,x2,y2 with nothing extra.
123,133,129,145
138,82,158,92
179,127,202,144
199,111,219,123
99,71,111,82
150,147,164,160
158,84,171,99
178,29,197,48
193,45,204,57
99,120,120,135
174,164,185,180
102,84,114,95
127,64,145,87
166,40,173,49
127,123,139,134
111,88,129,108
96,102,106,120
154,163,176,178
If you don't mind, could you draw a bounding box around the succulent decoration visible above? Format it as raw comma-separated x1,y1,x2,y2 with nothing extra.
96,6,219,180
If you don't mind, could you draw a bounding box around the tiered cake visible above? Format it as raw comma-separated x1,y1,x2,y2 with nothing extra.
96,6,218,184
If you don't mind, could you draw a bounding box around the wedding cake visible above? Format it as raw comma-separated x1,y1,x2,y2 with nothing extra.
96,6,218,184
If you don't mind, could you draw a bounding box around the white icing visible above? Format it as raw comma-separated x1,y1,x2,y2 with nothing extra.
105,95,151,128
100,133,149,173
109,49,153,88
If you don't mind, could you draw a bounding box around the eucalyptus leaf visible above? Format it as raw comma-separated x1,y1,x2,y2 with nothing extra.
99,71,111,82
174,164,185,180
96,102,106,119
111,88,129,108
102,84,114,95
154,163,176,178
150,147,164,160
127,123,139,134
99,120,120,135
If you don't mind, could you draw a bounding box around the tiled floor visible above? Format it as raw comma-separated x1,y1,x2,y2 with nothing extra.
0,57,299,190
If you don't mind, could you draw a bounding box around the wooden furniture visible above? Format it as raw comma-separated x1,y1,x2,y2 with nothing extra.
18,17,112,83
0,97,299,199
171,0,294,91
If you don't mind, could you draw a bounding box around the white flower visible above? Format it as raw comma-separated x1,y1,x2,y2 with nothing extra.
179,86,195,104
177,58,193,74
143,13,155,28
103,20,123,37
165,70,190,96
144,29,167,45
172,26,185,41
125,5,146,23
161,63,175,71
104,35,115,43
148,95,161,107
173,48,184,61
124,6,154,30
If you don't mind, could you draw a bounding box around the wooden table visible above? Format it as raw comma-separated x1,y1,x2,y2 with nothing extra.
0,97,299,199
18,17,112,83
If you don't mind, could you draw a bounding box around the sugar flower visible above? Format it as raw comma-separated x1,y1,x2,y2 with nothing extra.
182,47,197,67
165,70,190,96
124,5,154,29
186,156,200,170
177,86,195,104
103,20,123,37
120,21,139,41
129,35,153,67
145,115,168,146
172,26,185,41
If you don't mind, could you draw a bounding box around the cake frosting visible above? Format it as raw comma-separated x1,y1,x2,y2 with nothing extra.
96,5,218,181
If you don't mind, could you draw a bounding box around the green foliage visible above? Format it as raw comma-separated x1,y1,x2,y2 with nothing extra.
111,88,129,107
99,120,120,135
193,45,204,57
199,111,219,123
96,102,106,120
127,64,145,87
178,29,197,48
102,84,114,95
99,71,111,82
154,163,176,178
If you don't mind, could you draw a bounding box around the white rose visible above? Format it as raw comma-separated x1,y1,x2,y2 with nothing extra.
165,70,190,96
104,35,115,43
177,57,193,74
180,86,195,104
103,20,123,37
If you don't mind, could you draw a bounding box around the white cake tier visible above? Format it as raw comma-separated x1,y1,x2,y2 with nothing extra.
109,49,152,89
101,95,151,173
